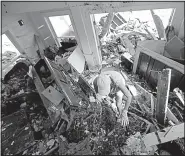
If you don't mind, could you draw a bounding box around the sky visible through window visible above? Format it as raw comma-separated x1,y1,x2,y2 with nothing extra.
49,15,75,38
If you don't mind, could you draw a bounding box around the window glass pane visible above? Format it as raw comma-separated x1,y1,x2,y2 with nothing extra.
2,34,20,68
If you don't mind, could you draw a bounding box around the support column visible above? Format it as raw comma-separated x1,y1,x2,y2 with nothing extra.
70,6,102,72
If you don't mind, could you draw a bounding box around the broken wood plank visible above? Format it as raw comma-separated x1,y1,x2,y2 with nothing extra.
171,107,183,122
166,107,180,124
142,123,184,147
132,46,141,73
156,68,171,125
44,145,58,155
152,95,180,124
174,101,183,111
128,111,152,125
173,88,184,106
150,94,155,116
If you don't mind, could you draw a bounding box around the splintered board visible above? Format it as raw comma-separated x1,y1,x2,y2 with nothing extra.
156,69,171,125
1,110,34,155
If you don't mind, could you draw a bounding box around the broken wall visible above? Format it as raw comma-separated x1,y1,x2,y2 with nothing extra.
2,13,40,62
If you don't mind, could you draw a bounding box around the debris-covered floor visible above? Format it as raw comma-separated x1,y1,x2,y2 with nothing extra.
1,12,184,155
1,51,184,155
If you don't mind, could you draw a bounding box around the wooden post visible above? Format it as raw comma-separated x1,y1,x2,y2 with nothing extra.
156,68,171,125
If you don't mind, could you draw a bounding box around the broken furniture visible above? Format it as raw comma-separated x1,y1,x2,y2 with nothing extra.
32,56,80,125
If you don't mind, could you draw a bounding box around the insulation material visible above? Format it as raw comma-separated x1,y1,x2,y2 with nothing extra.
67,46,85,74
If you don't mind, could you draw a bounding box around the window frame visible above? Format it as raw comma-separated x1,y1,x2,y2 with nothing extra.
42,10,79,47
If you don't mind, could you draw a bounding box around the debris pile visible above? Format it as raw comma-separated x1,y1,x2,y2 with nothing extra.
1,11,184,154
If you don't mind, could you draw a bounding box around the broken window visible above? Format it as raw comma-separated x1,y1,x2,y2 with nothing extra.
48,15,77,50
2,33,20,69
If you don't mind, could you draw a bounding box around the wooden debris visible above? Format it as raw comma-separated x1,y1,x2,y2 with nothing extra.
166,107,180,125
44,145,58,155
173,88,184,106
171,107,183,122
128,112,152,125
174,101,183,111
142,123,184,147
156,69,171,125
150,94,155,116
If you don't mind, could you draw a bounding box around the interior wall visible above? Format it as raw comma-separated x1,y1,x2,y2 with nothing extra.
2,14,40,62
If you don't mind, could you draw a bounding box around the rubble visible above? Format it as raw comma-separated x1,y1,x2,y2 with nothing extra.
1,24,184,155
